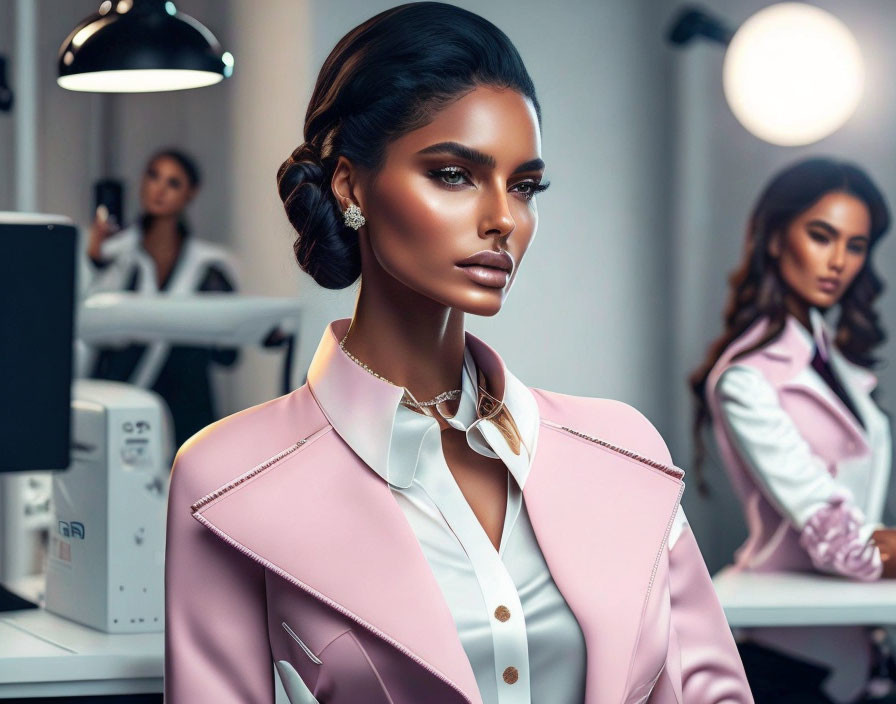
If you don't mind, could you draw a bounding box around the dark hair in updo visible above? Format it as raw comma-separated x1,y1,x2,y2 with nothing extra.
277,1,541,289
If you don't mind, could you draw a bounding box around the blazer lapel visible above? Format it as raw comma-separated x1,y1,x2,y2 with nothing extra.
779,370,870,452
191,427,483,704
524,419,683,704
754,317,870,451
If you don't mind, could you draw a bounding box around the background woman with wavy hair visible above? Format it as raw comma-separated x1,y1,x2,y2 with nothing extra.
691,157,896,703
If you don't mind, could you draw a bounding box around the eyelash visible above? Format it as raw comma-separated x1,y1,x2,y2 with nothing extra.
428,166,550,200
147,170,182,189
808,230,867,253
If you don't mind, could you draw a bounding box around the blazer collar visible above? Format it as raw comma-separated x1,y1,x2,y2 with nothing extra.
761,307,828,363
306,318,539,490
756,308,878,393
717,310,875,449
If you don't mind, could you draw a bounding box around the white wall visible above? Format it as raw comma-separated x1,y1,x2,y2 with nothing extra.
0,0,14,209
220,0,313,414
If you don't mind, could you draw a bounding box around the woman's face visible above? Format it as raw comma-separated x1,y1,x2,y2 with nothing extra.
140,156,196,217
348,85,545,317
770,191,871,308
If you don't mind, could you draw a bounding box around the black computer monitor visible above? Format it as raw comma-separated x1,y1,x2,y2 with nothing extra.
0,214,75,471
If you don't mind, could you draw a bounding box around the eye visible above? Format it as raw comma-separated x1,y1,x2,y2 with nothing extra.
511,180,550,201
429,166,471,189
848,241,868,254
808,230,830,244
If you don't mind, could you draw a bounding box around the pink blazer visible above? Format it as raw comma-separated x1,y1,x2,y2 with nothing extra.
704,314,887,574
165,341,750,703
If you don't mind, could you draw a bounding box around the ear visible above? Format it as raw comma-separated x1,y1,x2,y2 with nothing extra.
330,156,365,212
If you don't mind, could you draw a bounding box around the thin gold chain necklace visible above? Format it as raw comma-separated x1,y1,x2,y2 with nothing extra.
338,333,462,409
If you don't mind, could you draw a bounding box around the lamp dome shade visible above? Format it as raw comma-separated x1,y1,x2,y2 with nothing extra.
722,3,863,146
57,0,234,93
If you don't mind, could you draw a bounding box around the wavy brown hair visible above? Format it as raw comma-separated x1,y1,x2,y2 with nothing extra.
689,157,890,492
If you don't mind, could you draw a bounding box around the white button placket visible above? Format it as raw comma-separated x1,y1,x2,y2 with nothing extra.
419,451,532,704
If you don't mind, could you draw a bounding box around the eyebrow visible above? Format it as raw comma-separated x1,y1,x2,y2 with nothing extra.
806,219,869,239
416,141,545,174
806,220,838,236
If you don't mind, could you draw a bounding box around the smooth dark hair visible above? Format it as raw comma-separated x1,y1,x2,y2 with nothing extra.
276,1,541,289
140,147,201,239
689,157,890,491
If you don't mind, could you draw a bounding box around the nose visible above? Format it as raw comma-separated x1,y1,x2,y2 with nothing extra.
829,242,847,272
479,186,514,241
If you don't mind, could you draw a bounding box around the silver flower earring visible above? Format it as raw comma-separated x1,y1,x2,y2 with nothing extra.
342,203,366,230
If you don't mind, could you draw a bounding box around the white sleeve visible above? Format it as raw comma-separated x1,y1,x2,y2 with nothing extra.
668,505,688,550
716,365,881,580
716,365,846,527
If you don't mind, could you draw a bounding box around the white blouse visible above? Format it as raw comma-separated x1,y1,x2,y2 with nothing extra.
311,342,587,704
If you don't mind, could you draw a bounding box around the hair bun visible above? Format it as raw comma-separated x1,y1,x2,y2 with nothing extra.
276,144,324,199
276,143,361,289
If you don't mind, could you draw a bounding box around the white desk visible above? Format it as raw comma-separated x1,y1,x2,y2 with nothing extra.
713,566,896,627
0,575,163,698
0,577,291,701
0,607,163,698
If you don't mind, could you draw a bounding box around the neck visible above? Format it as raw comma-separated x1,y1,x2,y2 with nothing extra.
342,276,467,409
142,214,181,248
784,292,812,332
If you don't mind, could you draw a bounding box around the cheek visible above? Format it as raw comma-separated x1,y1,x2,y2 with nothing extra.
782,236,821,276
167,189,189,208
508,210,536,270
371,176,475,266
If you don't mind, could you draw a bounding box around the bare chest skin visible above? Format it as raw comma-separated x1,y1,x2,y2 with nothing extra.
439,426,508,551
154,256,178,289
142,241,180,289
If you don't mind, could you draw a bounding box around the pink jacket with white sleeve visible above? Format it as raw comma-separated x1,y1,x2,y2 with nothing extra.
705,309,889,579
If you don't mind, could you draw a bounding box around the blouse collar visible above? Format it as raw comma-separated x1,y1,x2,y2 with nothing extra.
789,306,832,362
306,318,539,490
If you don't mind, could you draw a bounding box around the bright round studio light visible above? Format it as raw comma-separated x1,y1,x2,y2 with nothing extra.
722,3,864,146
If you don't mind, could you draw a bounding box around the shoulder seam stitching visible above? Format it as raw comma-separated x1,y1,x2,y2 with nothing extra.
544,420,684,480
190,424,333,513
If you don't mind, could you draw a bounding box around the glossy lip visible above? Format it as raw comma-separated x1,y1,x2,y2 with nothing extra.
456,249,513,272
818,277,841,293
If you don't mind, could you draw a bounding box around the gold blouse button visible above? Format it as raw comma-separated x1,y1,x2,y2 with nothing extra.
503,666,519,684
494,605,511,622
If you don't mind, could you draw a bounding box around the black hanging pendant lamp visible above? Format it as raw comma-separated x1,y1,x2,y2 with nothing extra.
57,0,233,93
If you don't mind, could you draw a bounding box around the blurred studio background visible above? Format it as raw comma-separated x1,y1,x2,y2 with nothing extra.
2,0,896,698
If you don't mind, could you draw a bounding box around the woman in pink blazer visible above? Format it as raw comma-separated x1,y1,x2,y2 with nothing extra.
691,158,896,703
165,3,751,702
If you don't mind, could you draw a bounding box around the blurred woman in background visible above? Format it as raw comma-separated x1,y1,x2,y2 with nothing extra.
691,157,896,703
82,147,240,449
